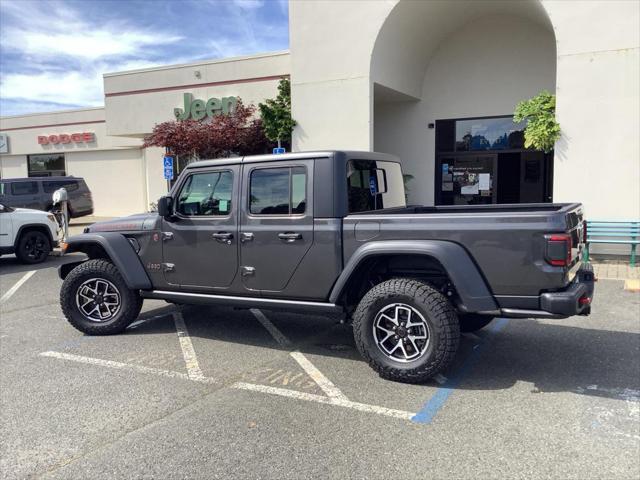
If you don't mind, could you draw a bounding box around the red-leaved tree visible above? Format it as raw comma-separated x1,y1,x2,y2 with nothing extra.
142,99,272,160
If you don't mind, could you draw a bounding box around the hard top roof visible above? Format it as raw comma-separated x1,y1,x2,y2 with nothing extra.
185,151,399,170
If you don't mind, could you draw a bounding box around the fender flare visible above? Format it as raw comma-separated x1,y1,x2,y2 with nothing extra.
329,240,499,313
62,232,152,290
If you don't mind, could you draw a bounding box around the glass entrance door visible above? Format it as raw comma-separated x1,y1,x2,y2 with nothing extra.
437,155,497,205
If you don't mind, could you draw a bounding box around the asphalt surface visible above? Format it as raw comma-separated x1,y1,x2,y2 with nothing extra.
1,254,639,479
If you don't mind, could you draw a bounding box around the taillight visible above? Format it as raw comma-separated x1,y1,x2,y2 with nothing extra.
545,233,572,267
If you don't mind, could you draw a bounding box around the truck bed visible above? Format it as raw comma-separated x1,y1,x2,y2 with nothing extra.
343,203,585,303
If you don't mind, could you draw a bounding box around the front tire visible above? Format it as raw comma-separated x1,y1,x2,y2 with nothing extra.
353,278,460,383
60,259,143,335
15,230,51,264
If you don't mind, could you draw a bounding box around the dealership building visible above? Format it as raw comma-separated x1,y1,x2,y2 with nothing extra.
1,0,638,221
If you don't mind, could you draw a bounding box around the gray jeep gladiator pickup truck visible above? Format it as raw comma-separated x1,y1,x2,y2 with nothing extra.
58,151,595,382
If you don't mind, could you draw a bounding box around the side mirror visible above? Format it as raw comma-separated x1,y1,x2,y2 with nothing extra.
158,196,174,218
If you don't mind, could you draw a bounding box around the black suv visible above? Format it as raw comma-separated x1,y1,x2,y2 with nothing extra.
0,177,93,218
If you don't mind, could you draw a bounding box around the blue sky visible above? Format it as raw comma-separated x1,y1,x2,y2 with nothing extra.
0,0,289,116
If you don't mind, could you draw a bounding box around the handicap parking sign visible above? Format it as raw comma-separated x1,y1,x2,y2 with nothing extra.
163,156,173,168
164,166,173,180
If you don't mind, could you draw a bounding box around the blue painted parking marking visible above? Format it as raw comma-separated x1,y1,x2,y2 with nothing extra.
412,318,509,424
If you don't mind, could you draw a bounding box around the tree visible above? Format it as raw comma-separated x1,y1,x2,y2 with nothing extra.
259,78,296,149
142,99,271,160
513,90,561,153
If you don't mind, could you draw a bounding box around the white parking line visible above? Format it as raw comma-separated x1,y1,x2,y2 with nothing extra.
290,351,349,401
40,351,216,384
233,382,414,420
0,270,36,305
173,310,205,381
40,350,415,421
250,308,291,347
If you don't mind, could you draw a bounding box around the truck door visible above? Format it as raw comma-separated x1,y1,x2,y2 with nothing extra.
161,165,239,290
240,160,314,293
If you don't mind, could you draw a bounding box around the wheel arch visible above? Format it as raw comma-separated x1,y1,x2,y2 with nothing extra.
14,223,54,249
329,240,499,314
61,233,152,290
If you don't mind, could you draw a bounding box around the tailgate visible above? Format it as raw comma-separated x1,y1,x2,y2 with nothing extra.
564,203,586,270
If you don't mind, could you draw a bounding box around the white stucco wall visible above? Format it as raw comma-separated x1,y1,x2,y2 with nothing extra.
0,155,27,178
375,15,556,205
66,149,145,216
544,0,640,220
289,0,393,151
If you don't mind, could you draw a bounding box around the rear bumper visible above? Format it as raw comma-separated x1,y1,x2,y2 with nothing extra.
501,263,595,319
540,263,595,316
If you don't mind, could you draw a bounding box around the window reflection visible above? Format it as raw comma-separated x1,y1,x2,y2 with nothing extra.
455,117,526,151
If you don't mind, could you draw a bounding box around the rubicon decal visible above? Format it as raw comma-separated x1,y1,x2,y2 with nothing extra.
37,132,95,145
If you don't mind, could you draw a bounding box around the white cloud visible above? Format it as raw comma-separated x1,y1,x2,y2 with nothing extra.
0,71,104,107
3,29,182,60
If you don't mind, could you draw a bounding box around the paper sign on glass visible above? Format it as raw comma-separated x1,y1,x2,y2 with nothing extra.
479,173,490,190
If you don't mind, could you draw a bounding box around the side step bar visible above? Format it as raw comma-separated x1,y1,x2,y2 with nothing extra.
140,290,344,314
500,308,567,319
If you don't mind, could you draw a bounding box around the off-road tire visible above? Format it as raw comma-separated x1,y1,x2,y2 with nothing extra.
60,259,142,335
15,230,51,264
353,278,460,383
459,314,494,333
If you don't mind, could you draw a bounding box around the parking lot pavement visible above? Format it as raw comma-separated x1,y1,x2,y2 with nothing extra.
1,259,639,479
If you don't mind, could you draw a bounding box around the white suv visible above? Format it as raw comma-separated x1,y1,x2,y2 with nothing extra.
0,203,60,264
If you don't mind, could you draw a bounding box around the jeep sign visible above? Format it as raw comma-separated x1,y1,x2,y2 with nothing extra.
174,93,238,121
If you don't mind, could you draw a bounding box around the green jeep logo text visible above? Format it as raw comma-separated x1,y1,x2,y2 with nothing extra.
174,93,238,121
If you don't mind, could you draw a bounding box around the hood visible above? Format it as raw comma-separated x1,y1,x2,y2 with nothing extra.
86,212,159,233
14,207,51,217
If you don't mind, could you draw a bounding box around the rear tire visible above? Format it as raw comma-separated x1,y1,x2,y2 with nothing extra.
353,278,460,383
15,230,51,264
60,259,142,335
459,314,494,333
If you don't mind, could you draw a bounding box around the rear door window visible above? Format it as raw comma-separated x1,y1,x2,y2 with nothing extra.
249,166,307,215
11,181,38,196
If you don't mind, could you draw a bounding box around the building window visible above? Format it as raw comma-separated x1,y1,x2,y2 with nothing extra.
250,167,306,215
454,117,526,152
27,153,66,177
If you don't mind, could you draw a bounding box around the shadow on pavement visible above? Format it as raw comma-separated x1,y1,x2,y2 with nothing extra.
0,253,84,276
122,302,640,402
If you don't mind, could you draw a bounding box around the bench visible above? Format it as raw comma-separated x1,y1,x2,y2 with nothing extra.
583,220,639,267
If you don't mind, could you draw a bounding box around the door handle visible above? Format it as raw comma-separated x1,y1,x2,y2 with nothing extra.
278,232,302,242
212,232,233,244
240,232,254,243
